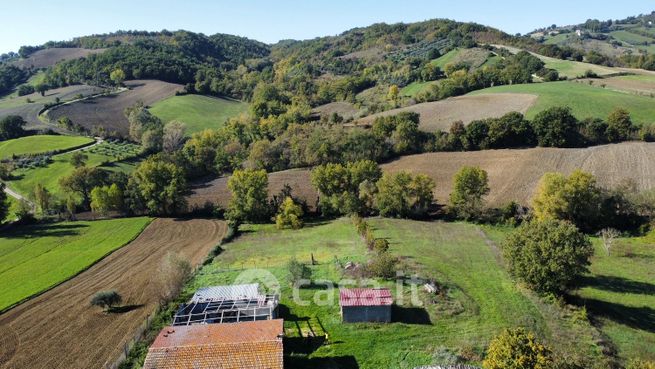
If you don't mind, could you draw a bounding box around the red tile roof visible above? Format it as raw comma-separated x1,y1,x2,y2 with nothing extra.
143,320,284,369
339,288,393,307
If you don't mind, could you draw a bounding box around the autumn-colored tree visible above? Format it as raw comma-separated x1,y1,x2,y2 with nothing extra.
483,328,553,369
109,68,126,86
275,197,304,229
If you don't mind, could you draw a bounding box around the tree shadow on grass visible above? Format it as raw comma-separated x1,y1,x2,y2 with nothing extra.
285,355,359,369
392,305,432,325
1,223,87,239
579,275,655,296
569,295,655,332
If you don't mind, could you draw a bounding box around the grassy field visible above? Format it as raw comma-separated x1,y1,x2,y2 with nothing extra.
430,49,460,69
0,135,94,160
150,94,248,134
190,218,604,368
541,58,617,79
0,217,151,311
400,80,436,97
610,30,654,45
6,141,141,199
470,81,655,123
573,232,655,361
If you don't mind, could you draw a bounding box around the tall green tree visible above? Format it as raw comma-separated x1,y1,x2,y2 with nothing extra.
449,166,490,220
0,115,26,140
311,160,382,215
532,170,603,232
59,166,106,208
128,157,187,215
375,172,435,218
531,106,581,147
109,68,126,86
502,219,593,294
226,168,269,223
606,108,634,142
0,183,8,222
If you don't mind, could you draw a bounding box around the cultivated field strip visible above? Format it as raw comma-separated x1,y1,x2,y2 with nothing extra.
47,80,183,136
10,48,106,69
188,142,655,208
356,93,538,132
0,218,226,369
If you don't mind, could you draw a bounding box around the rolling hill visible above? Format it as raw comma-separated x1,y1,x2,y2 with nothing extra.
150,94,248,134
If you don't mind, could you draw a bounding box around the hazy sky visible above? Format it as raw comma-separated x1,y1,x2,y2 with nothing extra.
2,0,653,54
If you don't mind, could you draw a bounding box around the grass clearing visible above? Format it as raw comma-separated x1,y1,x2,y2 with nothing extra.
6,141,141,199
191,218,603,368
150,94,248,134
610,30,654,45
400,80,436,97
0,217,151,311
573,233,655,361
0,135,94,160
430,49,460,69
469,81,655,123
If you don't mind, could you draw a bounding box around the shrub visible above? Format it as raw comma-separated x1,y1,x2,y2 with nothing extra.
502,219,593,295
287,257,311,285
373,238,390,254
90,290,122,312
483,328,553,369
366,252,398,279
627,359,655,369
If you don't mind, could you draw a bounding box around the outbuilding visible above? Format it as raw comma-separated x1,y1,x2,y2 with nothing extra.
339,287,393,323
143,319,284,369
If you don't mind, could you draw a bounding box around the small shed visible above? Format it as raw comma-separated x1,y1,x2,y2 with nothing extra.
339,288,393,323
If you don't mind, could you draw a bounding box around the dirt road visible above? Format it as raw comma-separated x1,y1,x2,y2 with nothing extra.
0,218,226,369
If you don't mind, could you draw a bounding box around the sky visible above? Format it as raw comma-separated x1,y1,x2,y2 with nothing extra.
2,0,654,54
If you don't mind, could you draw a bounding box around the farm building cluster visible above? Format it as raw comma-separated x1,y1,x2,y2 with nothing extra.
142,283,395,368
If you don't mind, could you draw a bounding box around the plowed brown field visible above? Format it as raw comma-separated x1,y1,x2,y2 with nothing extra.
356,93,538,132
11,48,106,69
188,142,655,208
47,80,182,136
0,218,226,369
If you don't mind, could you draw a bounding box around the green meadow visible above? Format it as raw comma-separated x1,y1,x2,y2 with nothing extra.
190,218,605,368
150,94,248,134
470,81,655,123
0,217,152,311
0,135,94,160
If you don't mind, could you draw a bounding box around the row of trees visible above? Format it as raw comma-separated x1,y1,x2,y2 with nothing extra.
440,107,638,152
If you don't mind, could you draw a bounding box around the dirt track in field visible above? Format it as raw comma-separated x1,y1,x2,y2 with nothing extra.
188,142,655,209
11,48,106,69
47,80,182,136
0,218,226,369
356,93,538,132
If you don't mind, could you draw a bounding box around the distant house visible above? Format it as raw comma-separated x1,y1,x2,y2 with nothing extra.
143,319,284,369
576,29,583,37
339,288,393,323
174,283,279,325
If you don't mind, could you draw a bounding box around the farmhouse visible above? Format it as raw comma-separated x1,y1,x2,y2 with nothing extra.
339,287,393,323
142,319,284,369
173,283,279,325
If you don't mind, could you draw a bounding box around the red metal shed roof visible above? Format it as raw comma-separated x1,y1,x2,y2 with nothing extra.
339,288,393,307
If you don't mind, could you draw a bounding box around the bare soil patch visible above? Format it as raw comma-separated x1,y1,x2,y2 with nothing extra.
189,168,317,211
356,93,538,132
11,48,106,69
47,80,183,136
312,101,362,120
188,142,655,209
384,141,655,205
0,218,226,369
